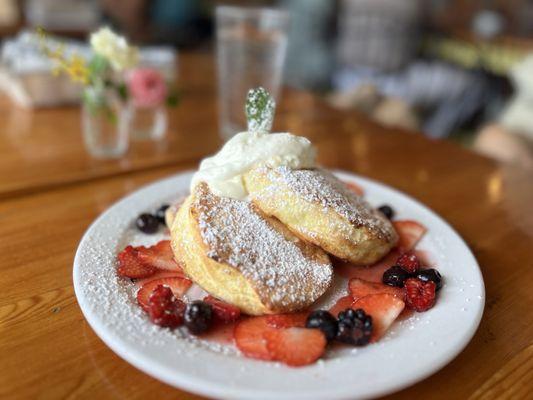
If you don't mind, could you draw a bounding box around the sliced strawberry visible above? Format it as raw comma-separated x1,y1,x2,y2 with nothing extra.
204,295,241,324
266,312,308,329
334,249,401,282
135,270,186,287
349,278,405,301
117,246,157,279
344,181,365,196
393,220,427,250
136,240,183,271
264,327,327,367
329,295,355,317
234,316,276,360
353,294,405,341
137,277,192,312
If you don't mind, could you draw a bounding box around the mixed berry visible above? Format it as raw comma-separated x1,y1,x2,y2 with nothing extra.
378,204,395,220
135,203,170,234
305,310,338,341
381,251,443,313
382,265,410,287
147,285,186,328
184,301,214,334
336,309,373,346
117,200,443,367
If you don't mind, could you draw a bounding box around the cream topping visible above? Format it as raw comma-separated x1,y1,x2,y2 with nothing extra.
190,131,316,199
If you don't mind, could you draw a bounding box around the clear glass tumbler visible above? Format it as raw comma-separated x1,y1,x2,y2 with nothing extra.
216,6,289,140
82,86,130,159
129,103,167,141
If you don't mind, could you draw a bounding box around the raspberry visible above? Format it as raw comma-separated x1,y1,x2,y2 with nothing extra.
147,285,186,328
404,278,436,312
396,252,420,273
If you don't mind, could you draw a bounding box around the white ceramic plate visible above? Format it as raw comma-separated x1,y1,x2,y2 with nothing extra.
73,170,484,400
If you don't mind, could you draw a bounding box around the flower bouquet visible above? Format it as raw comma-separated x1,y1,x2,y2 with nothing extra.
38,27,178,158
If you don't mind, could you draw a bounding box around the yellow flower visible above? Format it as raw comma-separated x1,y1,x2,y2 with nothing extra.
66,55,90,84
37,28,90,85
90,27,138,71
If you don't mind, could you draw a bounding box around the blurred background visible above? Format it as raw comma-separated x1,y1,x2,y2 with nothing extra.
1,0,533,168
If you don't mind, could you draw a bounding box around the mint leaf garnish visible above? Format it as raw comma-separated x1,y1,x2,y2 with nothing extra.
245,87,275,133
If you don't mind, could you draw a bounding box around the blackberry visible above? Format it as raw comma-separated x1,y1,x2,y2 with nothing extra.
136,213,159,234
336,308,372,346
416,269,443,291
306,310,338,341
382,265,410,287
378,205,394,220
184,301,213,334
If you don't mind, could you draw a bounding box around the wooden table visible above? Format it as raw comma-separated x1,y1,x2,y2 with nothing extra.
1,52,532,400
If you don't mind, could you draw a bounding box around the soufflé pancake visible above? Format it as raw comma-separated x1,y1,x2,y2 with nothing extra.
171,182,333,315
244,165,398,265
168,129,398,315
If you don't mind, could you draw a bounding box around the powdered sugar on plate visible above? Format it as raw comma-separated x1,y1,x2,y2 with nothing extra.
73,169,485,400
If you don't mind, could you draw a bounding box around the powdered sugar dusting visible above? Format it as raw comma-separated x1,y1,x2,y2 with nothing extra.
75,173,241,357
194,183,333,310
264,166,397,241
72,169,483,396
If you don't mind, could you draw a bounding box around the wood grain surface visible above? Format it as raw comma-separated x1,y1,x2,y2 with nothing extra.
1,53,532,400
0,53,323,200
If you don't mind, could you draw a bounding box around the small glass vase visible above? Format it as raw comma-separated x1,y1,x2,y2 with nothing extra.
128,103,167,141
82,86,130,159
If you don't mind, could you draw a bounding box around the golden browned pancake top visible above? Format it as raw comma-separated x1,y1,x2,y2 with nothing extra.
255,166,397,242
191,183,332,310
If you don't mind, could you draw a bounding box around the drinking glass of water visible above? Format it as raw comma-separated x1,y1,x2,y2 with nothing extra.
216,6,289,140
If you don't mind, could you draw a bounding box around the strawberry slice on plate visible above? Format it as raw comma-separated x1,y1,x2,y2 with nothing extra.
135,270,186,287
204,295,241,324
349,278,405,301
329,295,355,317
234,316,276,361
117,246,157,279
266,312,308,329
393,220,427,251
264,327,327,367
137,277,192,312
136,240,182,271
353,294,405,341
344,181,365,196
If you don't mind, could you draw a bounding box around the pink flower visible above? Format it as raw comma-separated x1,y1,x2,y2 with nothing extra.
128,68,167,108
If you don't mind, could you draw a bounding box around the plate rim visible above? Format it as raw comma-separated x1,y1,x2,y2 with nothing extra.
73,169,485,400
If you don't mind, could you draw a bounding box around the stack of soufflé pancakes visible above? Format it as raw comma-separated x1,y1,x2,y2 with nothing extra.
166,88,398,316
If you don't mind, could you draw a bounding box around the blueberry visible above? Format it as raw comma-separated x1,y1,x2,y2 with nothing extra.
336,308,372,346
378,205,394,219
184,301,213,334
416,269,443,290
155,204,170,224
136,213,159,234
382,265,410,287
306,310,338,341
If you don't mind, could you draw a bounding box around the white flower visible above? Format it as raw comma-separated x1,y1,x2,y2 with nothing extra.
90,27,139,71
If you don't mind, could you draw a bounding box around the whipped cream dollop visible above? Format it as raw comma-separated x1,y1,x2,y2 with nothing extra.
190,131,316,199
